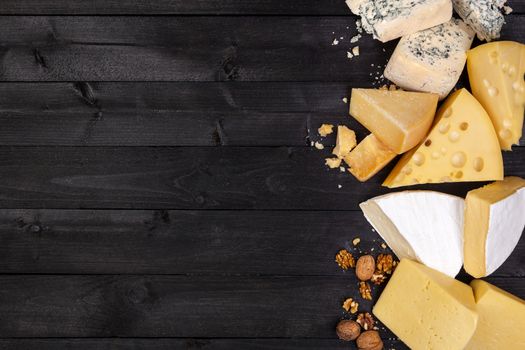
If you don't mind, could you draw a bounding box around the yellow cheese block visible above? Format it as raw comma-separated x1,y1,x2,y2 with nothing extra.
349,89,439,154
344,134,396,182
465,280,525,350
373,259,478,350
464,177,525,278
332,125,357,159
383,89,503,188
467,41,525,150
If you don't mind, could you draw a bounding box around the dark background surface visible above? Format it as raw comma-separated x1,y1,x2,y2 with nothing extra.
0,1,523,349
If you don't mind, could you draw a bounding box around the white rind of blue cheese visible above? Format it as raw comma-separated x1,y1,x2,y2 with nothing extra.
346,0,453,42
452,0,505,41
384,18,474,99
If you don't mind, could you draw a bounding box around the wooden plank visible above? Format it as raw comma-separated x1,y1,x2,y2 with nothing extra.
0,274,522,338
0,209,522,277
0,16,522,81
0,146,523,210
0,0,522,14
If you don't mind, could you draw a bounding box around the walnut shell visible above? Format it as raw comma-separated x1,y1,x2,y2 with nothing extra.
356,255,375,281
336,320,361,341
356,330,383,350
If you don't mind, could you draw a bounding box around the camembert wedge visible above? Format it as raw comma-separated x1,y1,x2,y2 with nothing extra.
467,41,525,150
384,89,503,188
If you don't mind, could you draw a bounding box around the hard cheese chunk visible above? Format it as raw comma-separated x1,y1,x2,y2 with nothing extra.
467,41,525,150
466,280,525,350
383,89,503,188
332,126,357,159
384,18,474,99
464,177,525,278
344,134,396,182
373,259,478,350
350,89,438,154
453,0,505,41
349,0,452,42
360,191,464,277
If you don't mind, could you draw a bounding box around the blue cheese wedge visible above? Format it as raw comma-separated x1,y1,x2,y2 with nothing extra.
384,18,474,99
346,0,453,42
452,0,505,41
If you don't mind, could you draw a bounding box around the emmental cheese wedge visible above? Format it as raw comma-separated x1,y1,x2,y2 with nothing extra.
349,89,438,154
465,280,525,350
344,134,396,182
467,41,525,150
384,18,474,99
383,89,503,188
360,191,464,277
464,177,525,278
373,259,478,350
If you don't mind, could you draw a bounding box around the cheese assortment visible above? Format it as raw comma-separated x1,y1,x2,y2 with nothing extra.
345,0,453,42
463,177,525,278
349,89,438,154
384,18,474,99
372,259,478,350
383,89,503,188
360,191,464,277
452,0,505,41
467,41,525,150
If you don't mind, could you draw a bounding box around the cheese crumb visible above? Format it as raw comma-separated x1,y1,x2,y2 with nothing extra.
342,97,348,104
318,124,334,137
381,243,387,249
332,38,339,46
314,142,324,150
339,166,346,172
352,46,360,56
325,157,342,169
347,51,354,59
503,5,513,14
350,34,362,43
338,184,342,189
352,238,361,246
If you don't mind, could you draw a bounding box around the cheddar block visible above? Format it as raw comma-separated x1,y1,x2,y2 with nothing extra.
360,191,464,277
373,259,478,350
344,134,396,182
464,177,525,278
332,126,357,159
384,18,474,99
349,89,438,154
467,41,525,150
383,89,503,188
466,280,525,350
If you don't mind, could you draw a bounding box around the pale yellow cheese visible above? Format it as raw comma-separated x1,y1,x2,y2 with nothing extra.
344,134,396,182
332,125,357,159
325,157,342,169
464,177,525,278
383,89,503,188
467,41,525,150
349,89,438,154
465,280,525,350
373,259,478,350
318,124,334,137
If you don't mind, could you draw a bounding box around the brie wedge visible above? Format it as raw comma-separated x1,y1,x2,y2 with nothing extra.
360,191,464,277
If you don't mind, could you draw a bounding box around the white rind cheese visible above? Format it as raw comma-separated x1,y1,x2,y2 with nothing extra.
384,18,474,99
360,191,464,277
346,0,453,42
452,0,505,41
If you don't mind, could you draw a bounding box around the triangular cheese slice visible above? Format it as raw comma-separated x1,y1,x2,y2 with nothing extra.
383,89,503,188
467,41,525,150
360,191,464,277
350,89,438,154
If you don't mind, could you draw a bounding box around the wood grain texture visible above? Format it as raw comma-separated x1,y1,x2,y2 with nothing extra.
0,146,523,210
0,209,523,277
0,274,522,338
0,0,522,14
0,16,522,81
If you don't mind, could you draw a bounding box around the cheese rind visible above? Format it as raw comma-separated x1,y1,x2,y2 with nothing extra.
373,259,478,350
360,191,464,277
452,0,505,41
464,177,525,278
383,89,503,188
467,41,525,150
344,134,396,182
349,0,452,42
466,280,525,350
384,18,474,99
349,89,438,154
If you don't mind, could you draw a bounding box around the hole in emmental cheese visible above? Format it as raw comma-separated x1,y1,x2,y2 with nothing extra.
448,131,460,142
499,129,513,140
431,151,440,159
413,153,425,166
459,122,469,131
438,122,450,134
451,151,467,168
424,140,432,147
442,108,452,118
473,157,484,172
455,171,464,179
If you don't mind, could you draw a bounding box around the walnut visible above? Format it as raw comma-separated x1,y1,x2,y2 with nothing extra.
356,255,375,281
356,330,383,350
376,254,396,274
356,312,375,331
359,281,372,300
342,297,359,313
335,249,356,270
370,271,387,285
336,320,361,341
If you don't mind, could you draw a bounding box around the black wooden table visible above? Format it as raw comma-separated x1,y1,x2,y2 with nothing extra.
0,1,523,349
